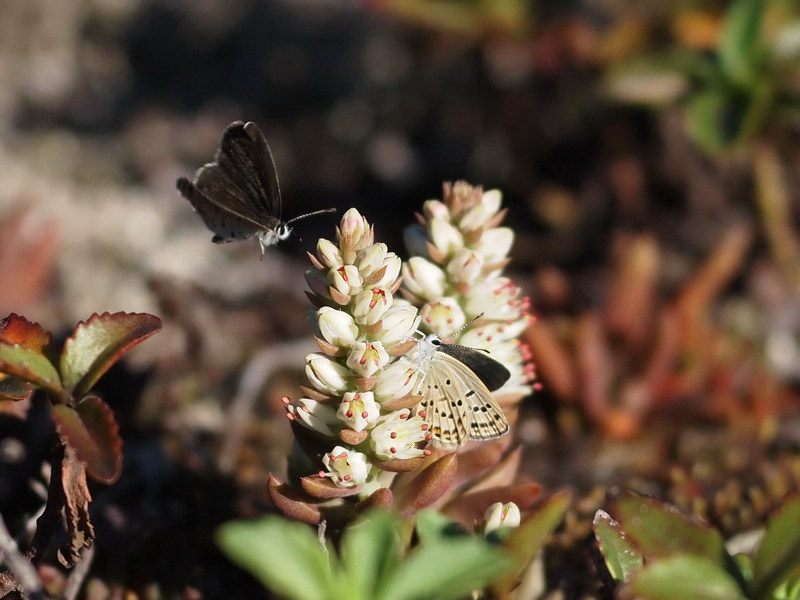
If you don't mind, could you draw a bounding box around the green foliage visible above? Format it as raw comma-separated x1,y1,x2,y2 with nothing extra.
0,312,161,484
217,509,513,600
594,490,800,600
605,0,800,154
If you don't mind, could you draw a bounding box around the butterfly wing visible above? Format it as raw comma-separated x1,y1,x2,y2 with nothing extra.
437,344,510,392
176,121,282,243
418,353,509,450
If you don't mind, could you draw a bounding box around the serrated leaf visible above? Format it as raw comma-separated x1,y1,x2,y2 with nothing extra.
60,312,161,399
341,510,401,600
609,490,728,567
0,343,64,400
752,495,800,600
381,536,511,600
719,0,765,86
0,376,33,401
217,516,340,600
0,314,53,352
492,490,571,596
593,509,644,583
52,396,123,484
621,555,747,600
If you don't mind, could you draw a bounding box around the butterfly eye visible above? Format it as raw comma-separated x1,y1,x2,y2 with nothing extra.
277,223,290,237
431,337,442,346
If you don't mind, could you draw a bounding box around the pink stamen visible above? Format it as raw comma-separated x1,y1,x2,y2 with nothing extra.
390,432,397,439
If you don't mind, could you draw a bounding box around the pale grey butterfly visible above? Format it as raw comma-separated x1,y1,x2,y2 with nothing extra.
177,121,335,254
410,331,510,450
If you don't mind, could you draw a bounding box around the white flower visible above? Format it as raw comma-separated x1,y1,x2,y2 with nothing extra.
402,257,446,301
328,265,364,297
352,288,392,326
317,307,359,347
458,204,491,232
317,238,343,269
287,398,340,437
481,189,502,215
372,253,402,288
355,243,388,278
336,391,380,431
483,502,521,534
375,304,420,346
464,277,521,320
305,354,351,394
372,357,420,402
346,341,390,378
369,409,427,460
473,227,514,263
446,248,483,284
337,208,373,261
422,199,450,220
321,446,369,488
419,297,466,336
429,217,464,257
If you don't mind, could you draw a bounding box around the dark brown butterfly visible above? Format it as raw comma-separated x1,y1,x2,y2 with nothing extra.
177,121,335,253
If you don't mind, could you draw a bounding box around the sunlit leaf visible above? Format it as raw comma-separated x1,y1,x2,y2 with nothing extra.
0,343,64,401
621,555,747,600
60,312,161,399
0,314,52,353
341,510,401,600
594,509,644,583
752,495,800,600
217,516,339,600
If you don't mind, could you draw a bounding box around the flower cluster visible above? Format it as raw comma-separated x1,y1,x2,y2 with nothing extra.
285,208,429,494
402,182,536,396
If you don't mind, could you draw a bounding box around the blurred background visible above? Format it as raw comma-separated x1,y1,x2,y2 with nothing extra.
4,0,800,598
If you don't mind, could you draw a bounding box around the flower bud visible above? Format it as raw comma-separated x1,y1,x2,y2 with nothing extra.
375,304,420,346
346,341,390,378
429,217,464,257
355,243,388,278
402,257,446,301
483,502,521,534
317,238,343,269
317,307,358,347
422,199,450,220
446,248,483,284
473,227,513,263
289,398,340,437
337,208,373,262
458,204,490,232
305,353,351,394
352,288,392,326
321,446,369,488
336,391,380,432
373,253,402,288
481,189,502,215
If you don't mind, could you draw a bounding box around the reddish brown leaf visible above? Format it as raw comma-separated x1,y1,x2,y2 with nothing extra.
57,445,94,567
357,487,394,512
0,314,52,352
267,475,322,525
60,312,162,399
300,475,363,499
52,396,123,484
394,452,458,517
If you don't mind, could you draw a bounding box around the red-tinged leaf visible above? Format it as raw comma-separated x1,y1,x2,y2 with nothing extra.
444,483,541,527
52,396,123,484
59,312,161,398
492,490,571,597
357,488,394,512
0,314,52,352
301,475,363,499
395,453,458,517
267,475,323,525
0,375,33,401
608,489,727,567
57,444,94,567
594,509,644,583
0,343,64,400
620,555,747,600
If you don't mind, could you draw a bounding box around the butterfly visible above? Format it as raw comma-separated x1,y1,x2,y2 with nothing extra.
411,333,510,450
176,121,335,253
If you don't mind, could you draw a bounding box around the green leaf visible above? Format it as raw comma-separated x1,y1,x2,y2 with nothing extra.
621,555,747,600
0,343,64,400
719,0,765,86
52,395,123,484
593,509,644,583
341,510,401,600
685,88,743,153
381,536,511,600
60,312,161,399
0,376,33,401
492,490,570,596
609,490,728,567
414,509,468,545
752,495,800,600
217,516,340,600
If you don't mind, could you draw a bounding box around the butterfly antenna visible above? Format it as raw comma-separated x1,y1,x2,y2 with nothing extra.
443,312,486,342
286,207,337,225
